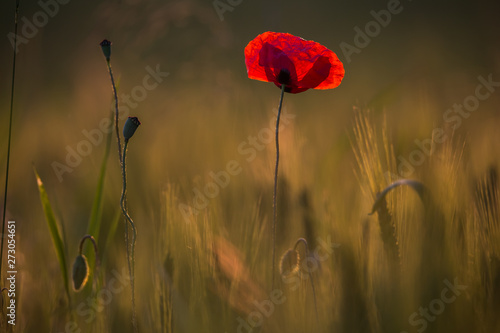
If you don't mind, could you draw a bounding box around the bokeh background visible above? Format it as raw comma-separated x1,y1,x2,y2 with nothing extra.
1,0,500,332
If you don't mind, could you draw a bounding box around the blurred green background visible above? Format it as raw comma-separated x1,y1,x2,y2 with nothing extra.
1,0,500,331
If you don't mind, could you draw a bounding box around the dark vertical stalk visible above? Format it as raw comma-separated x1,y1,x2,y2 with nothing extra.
105,61,122,163
120,140,138,332
1,0,20,278
272,84,286,288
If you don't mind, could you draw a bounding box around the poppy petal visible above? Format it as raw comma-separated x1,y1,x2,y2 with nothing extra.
298,55,332,89
245,31,344,94
311,53,345,90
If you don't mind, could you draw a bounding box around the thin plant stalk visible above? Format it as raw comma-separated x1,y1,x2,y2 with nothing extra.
104,57,122,163
1,0,20,281
102,43,136,329
272,84,286,288
102,47,132,314
120,139,138,332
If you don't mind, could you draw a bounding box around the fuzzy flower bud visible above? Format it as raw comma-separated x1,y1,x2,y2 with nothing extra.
279,248,300,279
100,39,112,62
123,117,141,141
72,254,89,291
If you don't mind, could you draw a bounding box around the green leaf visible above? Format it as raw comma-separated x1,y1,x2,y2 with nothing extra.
85,116,113,257
101,208,121,266
81,113,113,294
34,168,71,304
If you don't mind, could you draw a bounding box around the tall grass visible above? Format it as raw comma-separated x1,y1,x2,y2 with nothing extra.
25,104,500,332
119,107,489,333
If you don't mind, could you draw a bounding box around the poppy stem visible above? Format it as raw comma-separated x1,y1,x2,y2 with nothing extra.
105,59,123,164
120,139,138,333
272,84,286,289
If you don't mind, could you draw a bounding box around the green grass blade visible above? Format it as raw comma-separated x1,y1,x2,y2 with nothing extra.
34,168,71,305
81,119,112,294
101,208,121,266
85,114,113,256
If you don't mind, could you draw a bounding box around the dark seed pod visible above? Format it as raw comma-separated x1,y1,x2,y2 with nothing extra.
72,254,89,292
100,39,112,62
123,117,141,141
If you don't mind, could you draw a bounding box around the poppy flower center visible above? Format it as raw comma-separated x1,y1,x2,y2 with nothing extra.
277,69,291,85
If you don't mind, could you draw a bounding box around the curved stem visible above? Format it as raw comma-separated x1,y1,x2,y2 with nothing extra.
78,235,100,266
106,60,122,163
293,237,308,253
79,235,96,255
78,234,101,290
272,84,286,289
120,139,138,332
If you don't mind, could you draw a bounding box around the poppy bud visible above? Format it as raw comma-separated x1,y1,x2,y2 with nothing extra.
279,248,300,279
72,254,89,291
100,39,112,62
123,117,141,141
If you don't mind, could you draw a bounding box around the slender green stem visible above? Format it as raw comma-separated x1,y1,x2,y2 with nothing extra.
106,60,122,163
120,139,137,333
1,0,20,278
272,84,286,289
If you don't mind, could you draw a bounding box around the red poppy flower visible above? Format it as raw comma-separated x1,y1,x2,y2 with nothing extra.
245,32,345,93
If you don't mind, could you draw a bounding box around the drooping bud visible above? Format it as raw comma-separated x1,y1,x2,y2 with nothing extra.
279,248,300,280
72,254,89,291
123,117,141,141
100,39,112,62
